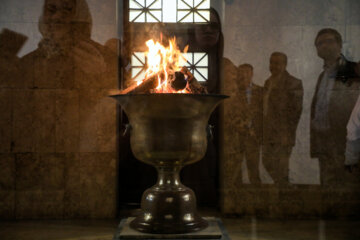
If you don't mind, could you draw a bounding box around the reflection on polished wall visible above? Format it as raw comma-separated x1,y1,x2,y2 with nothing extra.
221,0,360,217
0,0,118,219
1,0,360,220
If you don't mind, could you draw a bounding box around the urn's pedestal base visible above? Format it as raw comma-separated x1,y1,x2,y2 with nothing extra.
113,217,230,239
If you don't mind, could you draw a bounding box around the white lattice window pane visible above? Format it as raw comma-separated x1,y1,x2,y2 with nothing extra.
179,53,189,66
132,67,143,78
194,0,203,7
130,0,210,23
135,12,145,22
185,53,193,66
197,0,210,9
132,68,140,78
130,0,142,8
133,70,146,83
181,12,193,22
129,10,142,21
197,10,209,21
177,11,189,21
196,54,208,66
129,0,163,22
197,68,208,79
137,0,146,6
132,52,145,67
194,53,205,65
178,0,191,9
194,70,206,82
163,0,176,22
149,0,161,8
147,12,158,22
176,0,210,23
148,10,161,22
194,12,205,22
131,52,208,82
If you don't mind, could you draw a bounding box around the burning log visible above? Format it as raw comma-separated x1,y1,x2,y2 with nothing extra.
171,71,187,91
181,67,208,94
118,37,208,94
120,74,159,94
119,66,208,94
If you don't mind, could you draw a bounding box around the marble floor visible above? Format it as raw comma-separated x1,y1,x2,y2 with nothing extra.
1,217,359,240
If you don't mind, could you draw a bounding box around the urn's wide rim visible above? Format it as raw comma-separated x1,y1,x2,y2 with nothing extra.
109,93,229,98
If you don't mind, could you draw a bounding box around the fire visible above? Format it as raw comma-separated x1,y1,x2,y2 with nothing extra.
137,37,190,93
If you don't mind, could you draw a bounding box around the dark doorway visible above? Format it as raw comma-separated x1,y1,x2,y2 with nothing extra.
117,0,223,213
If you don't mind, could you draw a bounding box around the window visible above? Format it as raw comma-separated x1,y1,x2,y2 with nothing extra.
130,52,208,83
129,0,210,23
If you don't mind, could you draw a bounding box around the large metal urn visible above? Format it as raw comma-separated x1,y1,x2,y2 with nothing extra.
110,93,227,234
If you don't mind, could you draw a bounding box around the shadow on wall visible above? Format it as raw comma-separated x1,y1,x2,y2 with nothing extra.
0,0,119,219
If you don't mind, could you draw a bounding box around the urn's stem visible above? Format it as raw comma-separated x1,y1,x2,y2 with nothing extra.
155,166,183,190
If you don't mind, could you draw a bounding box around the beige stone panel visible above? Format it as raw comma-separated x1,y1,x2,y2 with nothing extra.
79,89,99,152
63,153,81,218
15,190,64,219
39,153,65,191
0,190,15,219
0,153,15,190
96,89,117,153
12,90,35,152
0,90,12,152
73,46,117,89
88,0,116,25
79,88,116,153
33,54,75,89
15,153,42,191
33,90,56,152
79,153,116,218
55,90,79,152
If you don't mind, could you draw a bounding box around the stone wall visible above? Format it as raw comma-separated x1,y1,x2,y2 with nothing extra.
0,0,118,219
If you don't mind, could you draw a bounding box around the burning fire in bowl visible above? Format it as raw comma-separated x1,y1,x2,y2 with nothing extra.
110,37,227,234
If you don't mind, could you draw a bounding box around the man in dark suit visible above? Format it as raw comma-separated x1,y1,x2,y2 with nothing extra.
310,28,360,186
233,64,263,184
263,52,303,185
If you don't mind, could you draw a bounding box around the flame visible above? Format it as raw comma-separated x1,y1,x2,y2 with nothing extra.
135,37,190,93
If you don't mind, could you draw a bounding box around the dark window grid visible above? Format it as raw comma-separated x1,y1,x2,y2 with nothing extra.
176,0,210,23
187,52,208,81
131,52,147,80
129,0,163,22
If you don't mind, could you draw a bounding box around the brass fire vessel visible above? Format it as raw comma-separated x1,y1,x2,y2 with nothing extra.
110,93,227,234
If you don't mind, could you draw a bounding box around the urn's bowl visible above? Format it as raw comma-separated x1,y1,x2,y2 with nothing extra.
110,93,228,166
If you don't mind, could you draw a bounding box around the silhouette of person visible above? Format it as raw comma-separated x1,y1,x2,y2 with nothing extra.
310,28,360,186
20,0,116,89
345,90,360,173
262,52,303,185
15,0,117,153
181,7,223,206
233,64,263,184
192,7,223,94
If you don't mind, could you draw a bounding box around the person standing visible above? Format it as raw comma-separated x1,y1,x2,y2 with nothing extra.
311,28,360,185
263,52,303,185
233,64,263,184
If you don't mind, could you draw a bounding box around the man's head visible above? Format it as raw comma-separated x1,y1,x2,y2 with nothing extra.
194,8,221,49
39,0,92,40
238,63,253,87
269,52,287,76
315,28,342,62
